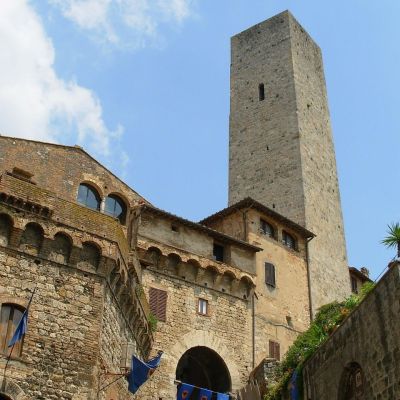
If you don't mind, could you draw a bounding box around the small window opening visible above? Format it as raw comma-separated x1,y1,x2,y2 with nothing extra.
259,83,265,101
213,243,224,262
265,262,276,288
351,277,358,294
198,298,208,316
171,224,179,232
269,340,280,361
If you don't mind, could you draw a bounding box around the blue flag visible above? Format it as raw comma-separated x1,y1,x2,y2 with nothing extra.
198,388,212,400
127,352,162,394
177,383,195,399
217,393,229,400
8,289,35,348
289,371,299,400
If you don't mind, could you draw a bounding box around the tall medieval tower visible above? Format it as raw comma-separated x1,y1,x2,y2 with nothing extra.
228,11,350,312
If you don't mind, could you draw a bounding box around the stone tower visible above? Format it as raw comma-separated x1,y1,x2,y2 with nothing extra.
228,11,350,312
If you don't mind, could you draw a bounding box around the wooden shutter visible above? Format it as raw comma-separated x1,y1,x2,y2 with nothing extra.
149,287,168,322
265,263,276,287
269,340,280,361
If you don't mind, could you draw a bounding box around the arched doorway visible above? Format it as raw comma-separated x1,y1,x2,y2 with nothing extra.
176,346,231,393
0,394,12,400
338,362,365,400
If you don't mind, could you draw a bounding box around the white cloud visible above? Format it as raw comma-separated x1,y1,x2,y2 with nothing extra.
0,0,121,158
49,0,195,48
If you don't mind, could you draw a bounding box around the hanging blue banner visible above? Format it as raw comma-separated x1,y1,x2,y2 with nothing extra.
177,383,195,399
289,371,299,400
198,387,212,400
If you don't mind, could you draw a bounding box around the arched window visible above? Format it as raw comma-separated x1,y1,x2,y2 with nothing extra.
0,214,12,246
49,233,72,264
77,183,101,211
19,223,44,255
282,231,296,250
78,242,100,270
104,195,126,223
0,303,25,357
260,219,275,238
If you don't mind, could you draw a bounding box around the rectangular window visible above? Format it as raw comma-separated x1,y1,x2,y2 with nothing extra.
265,262,276,287
149,287,168,322
269,340,280,361
213,243,224,262
351,277,358,294
198,298,209,316
0,304,24,356
259,83,265,101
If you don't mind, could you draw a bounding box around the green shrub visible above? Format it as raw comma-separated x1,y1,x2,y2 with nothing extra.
264,282,375,400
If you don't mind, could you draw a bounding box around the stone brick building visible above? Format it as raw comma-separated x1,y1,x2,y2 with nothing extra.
228,11,350,313
0,10,361,400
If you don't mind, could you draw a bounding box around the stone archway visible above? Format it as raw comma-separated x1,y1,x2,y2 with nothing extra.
338,362,365,400
169,330,242,391
176,346,231,393
0,378,27,400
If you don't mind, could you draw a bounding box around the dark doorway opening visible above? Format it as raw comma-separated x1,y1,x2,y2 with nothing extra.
0,394,12,400
338,362,365,400
176,346,231,393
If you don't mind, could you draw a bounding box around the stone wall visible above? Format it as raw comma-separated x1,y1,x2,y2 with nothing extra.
203,206,310,363
137,268,253,399
0,136,145,224
303,265,400,399
0,180,153,400
228,11,350,312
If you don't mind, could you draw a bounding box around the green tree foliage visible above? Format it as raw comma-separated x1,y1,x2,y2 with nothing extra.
381,222,400,259
265,282,375,400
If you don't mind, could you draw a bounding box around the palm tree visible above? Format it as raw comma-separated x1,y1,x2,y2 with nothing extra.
381,222,400,259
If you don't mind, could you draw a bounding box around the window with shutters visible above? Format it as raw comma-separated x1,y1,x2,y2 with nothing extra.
260,219,275,238
265,262,276,288
197,298,209,316
149,287,168,322
269,340,280,361
0,303,25,356
282,231,296,250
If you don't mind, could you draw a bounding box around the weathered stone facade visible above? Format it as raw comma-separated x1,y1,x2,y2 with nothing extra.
303,264,400,400
134,206,258,398
201,198,312,366
0,164,153,400
228,10,350,312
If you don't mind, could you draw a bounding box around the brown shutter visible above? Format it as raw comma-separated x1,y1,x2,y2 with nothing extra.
265,263,276,287
269,340,280,361
149,287,168,322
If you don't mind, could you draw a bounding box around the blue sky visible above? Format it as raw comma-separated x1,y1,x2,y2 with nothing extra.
1,1,399,279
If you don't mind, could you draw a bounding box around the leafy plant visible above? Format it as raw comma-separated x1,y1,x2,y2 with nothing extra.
148,312,158,332
381,222,400,259
264,282,375,400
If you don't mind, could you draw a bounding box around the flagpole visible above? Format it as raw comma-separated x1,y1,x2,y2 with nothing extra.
1,343,16,392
